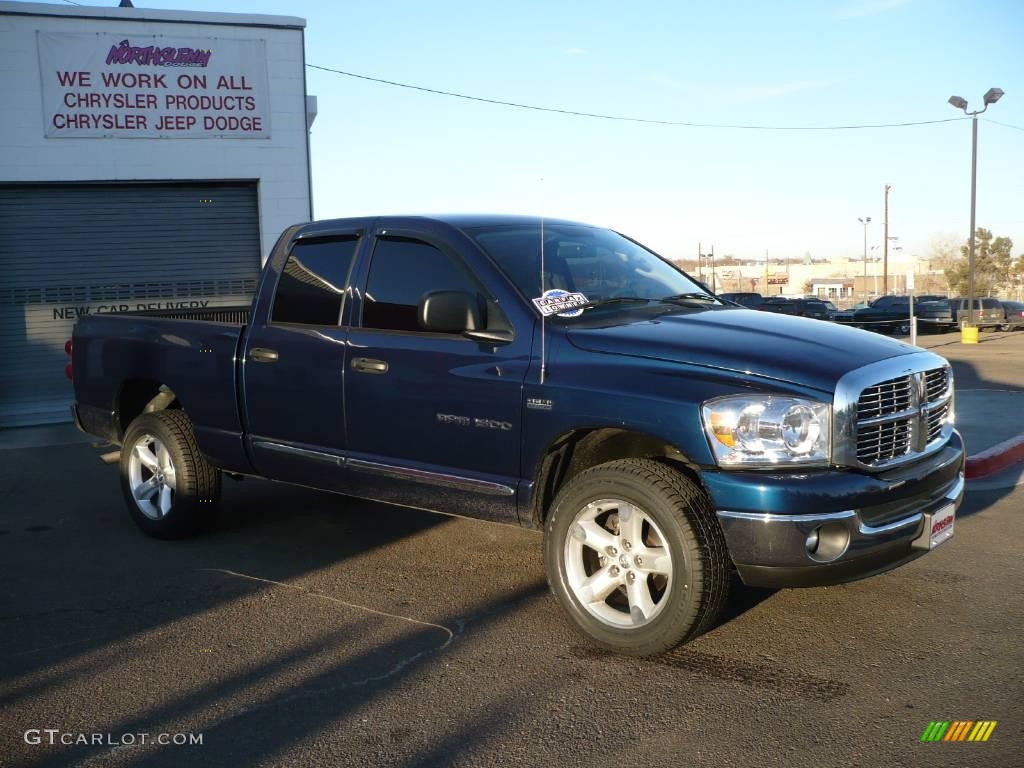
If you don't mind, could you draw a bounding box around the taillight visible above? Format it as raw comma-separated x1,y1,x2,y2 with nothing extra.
65,363,73,380
65,339,73,356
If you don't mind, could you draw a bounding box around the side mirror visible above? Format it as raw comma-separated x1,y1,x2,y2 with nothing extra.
418,290,484,333
463,328,513,345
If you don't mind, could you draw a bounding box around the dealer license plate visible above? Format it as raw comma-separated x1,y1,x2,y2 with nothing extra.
929,503,956,549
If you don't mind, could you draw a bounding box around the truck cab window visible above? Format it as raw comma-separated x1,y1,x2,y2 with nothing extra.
271,237,358,326
362,236,483,333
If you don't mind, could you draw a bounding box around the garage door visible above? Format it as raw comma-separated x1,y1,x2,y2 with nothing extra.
0,181,261,427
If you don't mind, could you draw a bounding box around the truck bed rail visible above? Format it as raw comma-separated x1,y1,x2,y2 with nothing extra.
127,305,251,325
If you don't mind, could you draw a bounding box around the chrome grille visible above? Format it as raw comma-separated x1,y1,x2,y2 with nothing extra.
927,400,950,443
854,365,952,467
925,367,949,401
857,420,913,463
857,375,913,420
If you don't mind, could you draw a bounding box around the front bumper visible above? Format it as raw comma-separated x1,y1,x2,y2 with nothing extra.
710,432,965,588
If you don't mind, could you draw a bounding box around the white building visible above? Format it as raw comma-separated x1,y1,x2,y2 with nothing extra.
0,1,315,426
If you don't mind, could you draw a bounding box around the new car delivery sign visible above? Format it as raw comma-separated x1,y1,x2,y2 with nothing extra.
37,32,271,138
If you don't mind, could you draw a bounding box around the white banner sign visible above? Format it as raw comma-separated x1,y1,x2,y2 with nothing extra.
37,32,271,139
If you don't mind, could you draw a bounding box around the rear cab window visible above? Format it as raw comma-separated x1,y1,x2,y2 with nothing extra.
271,236,359,326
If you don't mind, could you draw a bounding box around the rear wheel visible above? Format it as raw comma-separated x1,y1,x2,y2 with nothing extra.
120,410,221,539
544,458,730,656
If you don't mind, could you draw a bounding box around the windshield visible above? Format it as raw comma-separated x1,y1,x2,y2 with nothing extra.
467,223,711,313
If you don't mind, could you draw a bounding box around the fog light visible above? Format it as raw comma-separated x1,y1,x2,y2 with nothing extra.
806,521,850,563
805,528,820,554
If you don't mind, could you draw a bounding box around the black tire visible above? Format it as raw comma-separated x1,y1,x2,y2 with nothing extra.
544,458,730,656
119,410,221,539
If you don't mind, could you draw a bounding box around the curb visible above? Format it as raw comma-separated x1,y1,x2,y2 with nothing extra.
965,433,1024,480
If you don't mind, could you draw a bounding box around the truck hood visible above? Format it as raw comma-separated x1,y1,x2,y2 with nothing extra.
565,308,915,393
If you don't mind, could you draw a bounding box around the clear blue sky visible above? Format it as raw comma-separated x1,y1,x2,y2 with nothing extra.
63,0,1024,262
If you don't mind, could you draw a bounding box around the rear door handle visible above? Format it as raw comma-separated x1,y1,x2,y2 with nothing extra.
250,347,279,363
351,357,388,374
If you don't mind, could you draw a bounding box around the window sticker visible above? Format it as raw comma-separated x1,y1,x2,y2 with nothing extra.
532,289,588,318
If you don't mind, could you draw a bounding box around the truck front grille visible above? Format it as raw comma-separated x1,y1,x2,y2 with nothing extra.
857,419,913,464
925,368,949,402
857,375,913,420
927,400,951,443
855,366,951,467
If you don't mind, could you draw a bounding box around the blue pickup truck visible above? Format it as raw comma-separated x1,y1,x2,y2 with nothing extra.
71,215,964,655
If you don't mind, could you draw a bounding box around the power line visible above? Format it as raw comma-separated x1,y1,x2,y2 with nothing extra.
60,0,83,6
307,63,969,131
985,118,1024,132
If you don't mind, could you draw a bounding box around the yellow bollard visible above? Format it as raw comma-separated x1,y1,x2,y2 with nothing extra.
961,326,979,344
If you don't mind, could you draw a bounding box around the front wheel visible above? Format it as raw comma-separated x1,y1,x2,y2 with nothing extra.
120,410,221,539
544,459,730,656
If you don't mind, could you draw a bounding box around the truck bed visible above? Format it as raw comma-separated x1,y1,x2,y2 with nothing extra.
72,306,252,471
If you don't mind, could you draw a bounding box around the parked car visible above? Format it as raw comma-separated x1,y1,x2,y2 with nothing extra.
70,214,964,656
790,298,832,321
851,295,947,334
718,292,763,309
998,300,1024,331
947,297,1005,329
833,301,869,324
820,300,839,320
915,299,956,332
756,296,799,315
762,297,831,320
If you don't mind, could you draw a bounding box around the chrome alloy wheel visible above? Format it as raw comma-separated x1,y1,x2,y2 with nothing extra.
564,499,673,628
128,434,177,520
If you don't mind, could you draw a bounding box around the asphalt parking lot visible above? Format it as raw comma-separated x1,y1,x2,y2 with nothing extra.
2,331,1022,768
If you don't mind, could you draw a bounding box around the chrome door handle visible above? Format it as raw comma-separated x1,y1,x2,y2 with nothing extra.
351,357,388,374
250,347,279,363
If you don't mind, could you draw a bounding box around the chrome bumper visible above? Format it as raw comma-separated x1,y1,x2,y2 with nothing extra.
717,472,964,587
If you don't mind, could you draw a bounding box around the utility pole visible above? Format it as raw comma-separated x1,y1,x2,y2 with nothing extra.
858,217,871,303
883,184,891,295
764,248,768,295
697,241,702,282
710,244,716,292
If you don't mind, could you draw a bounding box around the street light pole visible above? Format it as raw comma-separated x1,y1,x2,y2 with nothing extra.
858,216,871,303
968,115,978,326
948,87,1004,328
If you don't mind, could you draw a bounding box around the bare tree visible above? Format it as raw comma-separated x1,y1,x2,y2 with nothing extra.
926,233,962,294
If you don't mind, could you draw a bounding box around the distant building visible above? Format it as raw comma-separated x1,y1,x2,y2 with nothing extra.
810,280,855,299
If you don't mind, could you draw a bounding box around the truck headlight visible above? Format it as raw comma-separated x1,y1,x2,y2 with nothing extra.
702,396,831,467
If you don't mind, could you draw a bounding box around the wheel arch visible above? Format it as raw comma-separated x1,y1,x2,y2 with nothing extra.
528,427,705,529
115,380,182,439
